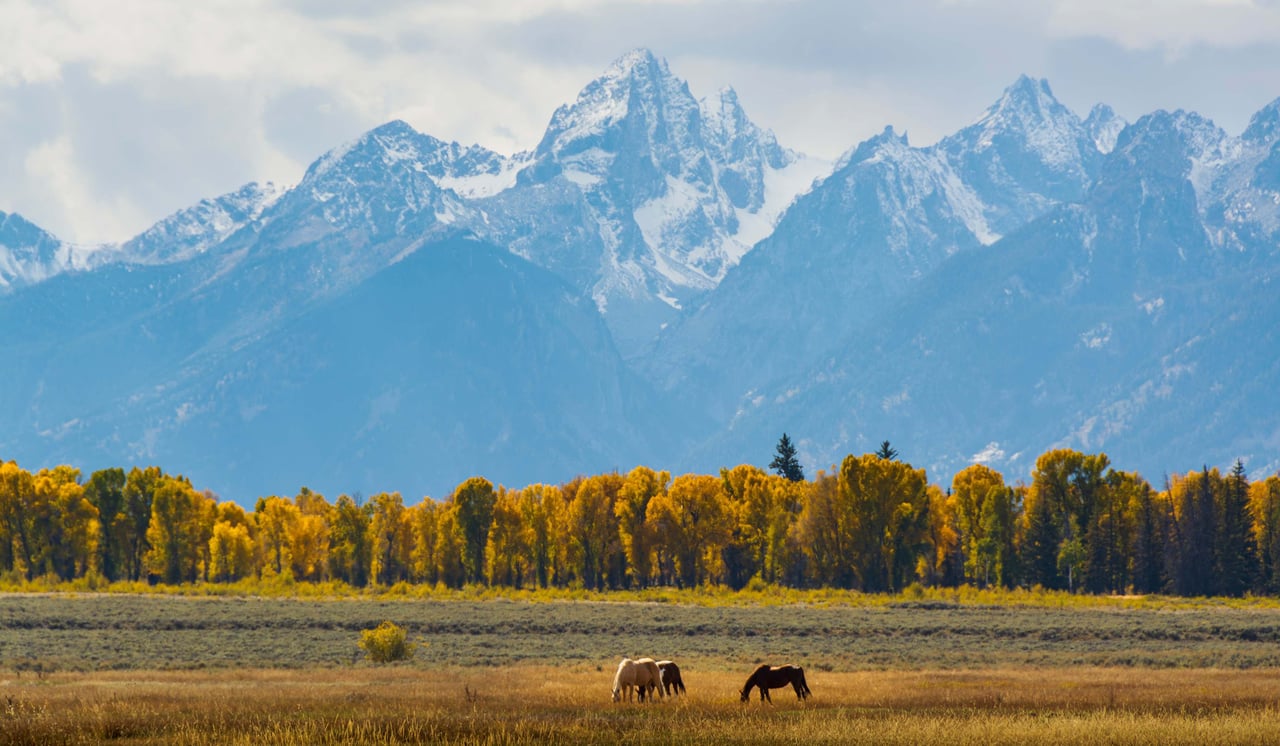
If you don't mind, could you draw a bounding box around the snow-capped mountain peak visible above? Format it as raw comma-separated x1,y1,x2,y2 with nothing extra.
937,75,1101,236
958,74,1089,169
1085,103,1128,154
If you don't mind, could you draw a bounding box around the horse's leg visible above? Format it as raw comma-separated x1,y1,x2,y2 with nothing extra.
761,686,771,703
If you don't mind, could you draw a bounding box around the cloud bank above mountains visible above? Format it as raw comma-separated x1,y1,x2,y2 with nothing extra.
2,0,1279,244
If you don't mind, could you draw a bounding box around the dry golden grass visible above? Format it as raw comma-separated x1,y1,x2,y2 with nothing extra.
5,666,1280,744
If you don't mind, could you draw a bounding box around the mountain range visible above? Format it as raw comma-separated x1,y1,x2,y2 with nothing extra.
2,49,1278,501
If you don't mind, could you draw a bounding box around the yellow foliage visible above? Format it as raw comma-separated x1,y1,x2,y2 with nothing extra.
357,620,417,663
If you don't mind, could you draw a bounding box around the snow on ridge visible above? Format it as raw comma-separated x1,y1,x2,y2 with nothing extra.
437,154,529,198
727,153,833,263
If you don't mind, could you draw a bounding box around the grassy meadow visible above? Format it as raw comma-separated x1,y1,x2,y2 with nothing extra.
5,592,1280,743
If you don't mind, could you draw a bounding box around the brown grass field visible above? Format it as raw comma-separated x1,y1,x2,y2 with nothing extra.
5,594,1280,743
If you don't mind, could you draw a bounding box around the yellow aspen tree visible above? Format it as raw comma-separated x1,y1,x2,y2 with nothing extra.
486,486,531,588
33,466,98,581
765,476,805,585
145,477,209,584
518,484,559,588
719,464,766,588
209,520,254,581
409,500,441,585
540,483,573,588
1250,476,1280,592
450,477,496,585
434,503,466,588
615,466,669,588
920,483,960,587
368,491,412,585
121,466,162,582
566,474,623,590
290,487,333,581
0,461,39,580
84,468,126,581
649,474,733,588
796,469,854,587
254,496,300,577
951,464,1006,585
839,453,929,592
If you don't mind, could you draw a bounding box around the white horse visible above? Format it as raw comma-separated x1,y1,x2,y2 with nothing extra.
611,657,663,702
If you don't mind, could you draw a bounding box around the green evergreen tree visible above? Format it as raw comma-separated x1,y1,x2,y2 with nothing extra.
1130,481,1166,594
875,441,898,461
1173,468,1216,596
769,433,805,482
1022,490,1062,589
1215,460,1257,596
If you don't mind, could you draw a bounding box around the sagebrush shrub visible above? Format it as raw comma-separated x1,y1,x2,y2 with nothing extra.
358,620,416,663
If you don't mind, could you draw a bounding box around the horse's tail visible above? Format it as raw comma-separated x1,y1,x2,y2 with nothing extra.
797,667,812,699
676,673,687,695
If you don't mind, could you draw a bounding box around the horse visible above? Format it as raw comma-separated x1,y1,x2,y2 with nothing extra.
739,664,811,703
612,657,663,702
657,660,686,697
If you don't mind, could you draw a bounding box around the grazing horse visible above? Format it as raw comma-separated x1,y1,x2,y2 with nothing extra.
657,660,686,697
739,664,811,703
612,657,663,702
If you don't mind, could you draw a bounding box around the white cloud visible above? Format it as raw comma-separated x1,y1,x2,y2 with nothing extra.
972,441,1005,464
22,135,148,245
1046,0,1280,54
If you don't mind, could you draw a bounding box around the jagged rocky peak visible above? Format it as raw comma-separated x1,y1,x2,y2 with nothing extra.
948,74,1092,167
1111,109,1227,167
1243,97,1280,145
843,125,912,167
533,48,705,176
0,211,64,289
122,181,283,265
935,74,1100,235
702,86,796,211
703,86,790,166
0,210,59,254
1085,103,1128,154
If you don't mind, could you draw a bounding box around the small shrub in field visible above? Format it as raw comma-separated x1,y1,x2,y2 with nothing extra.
358,621,416,663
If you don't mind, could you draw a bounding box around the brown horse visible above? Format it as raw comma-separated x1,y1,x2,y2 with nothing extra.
739,664,811,702
657,660,686,697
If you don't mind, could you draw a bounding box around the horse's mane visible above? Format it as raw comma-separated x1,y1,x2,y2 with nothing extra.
612,657,632,693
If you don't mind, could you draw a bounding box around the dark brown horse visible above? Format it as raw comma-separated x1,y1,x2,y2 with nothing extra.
657,660,686,696
740,664,811,702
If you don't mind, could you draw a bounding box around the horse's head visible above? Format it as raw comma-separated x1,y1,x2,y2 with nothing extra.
612,687,621,703
739,687,750,702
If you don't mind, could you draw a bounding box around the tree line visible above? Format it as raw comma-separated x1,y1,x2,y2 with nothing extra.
2,442,1279,597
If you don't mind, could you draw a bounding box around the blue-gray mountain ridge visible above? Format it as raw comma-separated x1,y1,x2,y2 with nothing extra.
2,49,1278,501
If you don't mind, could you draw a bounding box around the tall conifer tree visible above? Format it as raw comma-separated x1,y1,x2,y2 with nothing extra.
769,433,805,482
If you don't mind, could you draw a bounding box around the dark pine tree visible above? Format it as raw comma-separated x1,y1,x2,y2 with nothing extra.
769,433,805,482
1215,460,1257,597
875,440,899,461
1022,490,1063,589
1130,481,1166,594
1173,468,1217,596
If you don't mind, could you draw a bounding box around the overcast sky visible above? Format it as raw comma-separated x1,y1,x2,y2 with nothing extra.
3,0,1280,244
